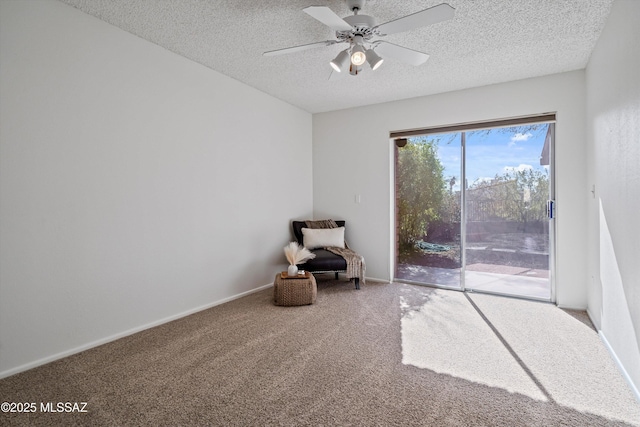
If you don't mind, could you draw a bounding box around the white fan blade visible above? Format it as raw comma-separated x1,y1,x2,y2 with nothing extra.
375,42,429,66
263,40,335,56
303,6,353,32
375,3,454,35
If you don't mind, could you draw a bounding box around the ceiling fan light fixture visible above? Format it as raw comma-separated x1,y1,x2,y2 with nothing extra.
351,44,367,66
365,49,384,70
265,2,455,81
330,49,350,72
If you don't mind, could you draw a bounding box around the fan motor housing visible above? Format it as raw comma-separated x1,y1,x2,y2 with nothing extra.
343,14,376,29
339,14,376,41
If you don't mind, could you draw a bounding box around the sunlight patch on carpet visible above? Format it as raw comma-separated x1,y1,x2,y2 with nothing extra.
468,292,640,426
399,287,547,401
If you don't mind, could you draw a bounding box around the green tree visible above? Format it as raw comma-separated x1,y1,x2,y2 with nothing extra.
397,137,447,249
503,168,549,223
467,168,549,222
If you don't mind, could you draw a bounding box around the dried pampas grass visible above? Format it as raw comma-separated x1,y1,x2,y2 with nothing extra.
284,241,316,265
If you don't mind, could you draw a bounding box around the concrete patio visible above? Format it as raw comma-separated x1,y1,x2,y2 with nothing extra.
396,262,550,300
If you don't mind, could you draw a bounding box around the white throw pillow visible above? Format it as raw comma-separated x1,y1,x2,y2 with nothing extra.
301,227,345,250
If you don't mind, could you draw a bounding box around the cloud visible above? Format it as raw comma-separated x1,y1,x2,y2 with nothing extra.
511,132,533,142
504,164,533,173
508,132,533,147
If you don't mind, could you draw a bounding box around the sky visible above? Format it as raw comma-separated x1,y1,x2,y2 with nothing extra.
416,124,550,192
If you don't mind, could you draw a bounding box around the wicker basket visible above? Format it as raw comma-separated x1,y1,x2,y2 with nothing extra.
273,272,317,306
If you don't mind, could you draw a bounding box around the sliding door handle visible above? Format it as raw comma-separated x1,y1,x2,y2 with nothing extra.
546,200,555,220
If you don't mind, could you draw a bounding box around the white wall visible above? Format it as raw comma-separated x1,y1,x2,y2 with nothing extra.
586,0,640,397
313,71,587,307
0,0,312,377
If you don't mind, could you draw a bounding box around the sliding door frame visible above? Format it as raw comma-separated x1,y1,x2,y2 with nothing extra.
460,131,467,292
392,114,557,303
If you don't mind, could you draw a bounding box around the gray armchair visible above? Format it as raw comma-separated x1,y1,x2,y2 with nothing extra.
291,220,360,289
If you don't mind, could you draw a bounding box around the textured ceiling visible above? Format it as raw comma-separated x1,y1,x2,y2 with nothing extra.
59,0,614,113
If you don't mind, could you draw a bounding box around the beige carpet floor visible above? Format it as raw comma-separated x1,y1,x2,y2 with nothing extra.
1,278,639,426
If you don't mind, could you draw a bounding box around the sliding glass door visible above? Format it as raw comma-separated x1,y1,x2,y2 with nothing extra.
394,119,554,301
395,134,462,288
463,124,553,300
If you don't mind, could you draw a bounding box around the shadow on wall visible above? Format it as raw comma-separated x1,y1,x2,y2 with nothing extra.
599,199,640,395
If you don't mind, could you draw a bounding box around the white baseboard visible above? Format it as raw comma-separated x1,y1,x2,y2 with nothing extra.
585,308,639,402
599,330,640,403
556,303,588,310
0,282,274,380
586,307,601,331
365,276,390,283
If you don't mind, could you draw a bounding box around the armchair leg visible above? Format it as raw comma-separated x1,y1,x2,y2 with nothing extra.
335,272,339,280
355,278,360,290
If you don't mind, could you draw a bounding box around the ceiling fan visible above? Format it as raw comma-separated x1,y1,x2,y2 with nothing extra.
263,0,455,78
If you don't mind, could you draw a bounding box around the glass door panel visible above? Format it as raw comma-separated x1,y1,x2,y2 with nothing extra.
395,134,462,289
463,125,552,300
